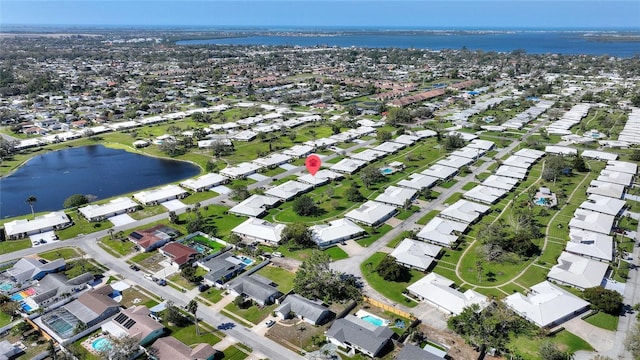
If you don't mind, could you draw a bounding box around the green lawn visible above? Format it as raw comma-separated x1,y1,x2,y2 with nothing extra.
387,230,413,248
56,212,112,240
221,345,249,360
439,179,458,189
585,312,619,331
199,287,225,304
324,246,349,261
509,329,592,360
38,247,83,260
515,265,550,289
256,265,296,293
166,322,222,346
224,302,276,325
443,192,464,205
461,182,478,191
416,210,439,225
0,312,12,327
0,239,31,254
360,252,422,308
100,236,136,256
356,225,392,248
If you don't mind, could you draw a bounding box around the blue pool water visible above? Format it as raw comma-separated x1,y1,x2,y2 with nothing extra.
380,168,394,175
535,198,546,205
241,257,254,266
21,303,32,312
193,244,208,253
0,283,13,291
92,337,112,351
361,315,385,327
10,293,23,301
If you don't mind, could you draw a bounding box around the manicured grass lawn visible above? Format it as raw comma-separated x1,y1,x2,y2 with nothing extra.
56,212,111,240
0,239,31,254
182,190,217,205
461,182,478,190
356,225,392,247
221,345,249,360
509,329,592,360
537,241,565,267
324,246,349,261
169,273,197,290
166,322,222,346
443,192,463,205
416,210,439,225
131,251,156,263
224,302,276,325
515,265,550,289
101,236,136,256
0,312,12,327
256,265,296,293
584,312,619,331
387,230,413,248
199,287,225,304
38,247,83,260
129,204,167,220
360,252,422,308
439,179,458,189
458,241,532,286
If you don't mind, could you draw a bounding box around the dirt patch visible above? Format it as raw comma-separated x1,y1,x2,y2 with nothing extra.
265,319,328,352
415,323,503,360
136,253,166,272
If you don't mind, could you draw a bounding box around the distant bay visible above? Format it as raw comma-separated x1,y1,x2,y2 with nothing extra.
0,145,200,219
177,31,640,57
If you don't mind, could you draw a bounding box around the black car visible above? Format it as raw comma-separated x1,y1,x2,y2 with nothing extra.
129,264,140,271
199,284,210,292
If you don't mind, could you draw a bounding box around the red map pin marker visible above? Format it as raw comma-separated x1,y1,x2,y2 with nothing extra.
305,154,321,176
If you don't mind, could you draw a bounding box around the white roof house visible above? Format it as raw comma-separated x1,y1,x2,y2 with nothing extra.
373,141,405,154
482,175,519,191
545,145,578,156
596,170,634,187
605,160,638,175
581,150,618,161
330,158,367,174
396,173,439,191
413,129,437,139
231,218,285,245
133,185,188,206
232,130,257,141
569,209,614,235
229,195,281,218
310,219,365,248
421,164,458,180
416,217,468,247
219,162,262,179
440,199,490,224
514,148,545,160
78,197,139,222
344,200,397,227
392,134,419,145
282,144,314,158
587,180,626,199
567,229,614,262
468,139,495,151
264,180,313,201
451,147,484,159
547,252,608,290
390,239,442,271
579,194,626,217
252,153,292,168
436,155,473,169
495,165,528,180
504,281,590,328
180,173,227,192
4,211,72,239
406,273,488,315
502,155,536,169
374,186,418,208
349,149,386,162
463,185,507,204
297,169,343,186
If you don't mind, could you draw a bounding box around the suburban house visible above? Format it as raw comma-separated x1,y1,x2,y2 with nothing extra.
482,175,519,191
547,252,609,290
231,218,286,245
406,273,488,315
502,155,537,169
229,194,281,218
587,180,626,199
29,272,94,311
344,200,397,227
416,217,468,248
495,165,528,180
504,281,590,328
330,158,367,174
129,225,181,252
396,173,438,191
282,144,314,158
200,255,247,287
310,218,365,248
326,315,394,358
349,149,386,162
566,229,614,262
297,169,343,187
149,336,217,360
264,180,314,201
436,155,473,169
179,173,227,192
605,160,637,175
463,185,507,205
513,148,545,160
103,306,165,346
158,242,199,267
421,164,458,180
596,170,634,187
578,194,626,217
228,276,281,306
78,197,139,222
396,344,444,360
0,340,24,359
133,184,188,206
275,294,333,325
5,257,66,282
568,209,615,235
252,153,292,168
219,162,262,179
390,239,442,272
439,199,490,224
3,211,72,240
374,186,418,208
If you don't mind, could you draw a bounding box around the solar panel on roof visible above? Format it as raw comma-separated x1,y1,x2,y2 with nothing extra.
114,313,128,324
123,319,136,329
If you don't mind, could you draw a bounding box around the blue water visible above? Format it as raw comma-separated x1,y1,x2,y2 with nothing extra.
0,283,13,291
10,293,22,301
21,303,32,312
177,32,640,57
380,168,394,175
0,145,200,218
92,337,112,351
241,257,253,265
361,315,385,327
535,198,547,205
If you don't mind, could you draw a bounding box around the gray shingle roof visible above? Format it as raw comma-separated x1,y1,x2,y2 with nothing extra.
275,294,332,324
326,315,393,356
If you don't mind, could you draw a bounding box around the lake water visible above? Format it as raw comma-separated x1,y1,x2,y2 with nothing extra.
0,145,200,219
177,32,640,57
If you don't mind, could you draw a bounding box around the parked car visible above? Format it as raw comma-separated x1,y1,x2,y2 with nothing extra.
265,320,275,328
130,264,140,271
156,279,167,286
144,274,155,281
199,284,210,292
272,252,283,258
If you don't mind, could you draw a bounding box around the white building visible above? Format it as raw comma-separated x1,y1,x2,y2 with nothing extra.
406,273,488,315
581,150,618,161
605,160,637,175
4,211,72,240
373,141,405,154
513,148,545,160
502,155,536,169
440,199,490,224
416,217,468,248
463,185,507,205
482,175,519,191
390,239,442,271
436,155,473,169
495,165,528,180
229,195,281,218
349,149,386,162
578,194,626,217
297,169,343,186
596,170,634,187
504,281,590,328
231,218,286,245
545,145,578,156
566,229,614,262
344,201,397,227
569,209,614,235
133,185,188,206
78,197,139,222
330,158,367,174
421,164,458,180
374,186,418,208
310,219,365,248
396,173,439,191
180,173,227,192
587,180,626,199
264,180,314,201
252,153,292,168
281,144,314,158
547,252,608,290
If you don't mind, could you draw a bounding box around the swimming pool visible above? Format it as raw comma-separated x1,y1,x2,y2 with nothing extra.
240,256,254,266
21,303,32,312
535,197,547,205
43,309,80,338
92,337,112,351
379,167,394,175
0,283,13,292
361,315,388,327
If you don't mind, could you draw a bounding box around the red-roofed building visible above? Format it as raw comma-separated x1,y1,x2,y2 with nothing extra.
159,242,199,267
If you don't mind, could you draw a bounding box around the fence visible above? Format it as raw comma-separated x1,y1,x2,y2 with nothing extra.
363,296,415,320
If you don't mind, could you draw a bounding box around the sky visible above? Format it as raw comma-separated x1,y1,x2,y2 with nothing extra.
1,0,639,29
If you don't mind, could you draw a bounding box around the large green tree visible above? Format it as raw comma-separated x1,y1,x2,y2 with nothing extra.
63,194,89,208
281,223,315,248
583,286,623,315
292,195,320,216
360,165,384,189
293,251,361,302
376,255,410,282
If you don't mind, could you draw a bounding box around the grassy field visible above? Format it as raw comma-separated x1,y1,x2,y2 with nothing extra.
0,239,31,254
256,265,296,293
356,225,392,247
584,311,619,331
360,252,422,308
224,302,276,325
221,345,249,360
509,329,592,360
38,247,83,260
324,246,349,261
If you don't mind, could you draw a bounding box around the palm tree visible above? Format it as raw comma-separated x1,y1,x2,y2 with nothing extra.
187,300,199,335
25,195,37,219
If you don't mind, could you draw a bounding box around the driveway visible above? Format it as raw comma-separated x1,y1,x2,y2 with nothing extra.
338,241,364,257
559,317,615,353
